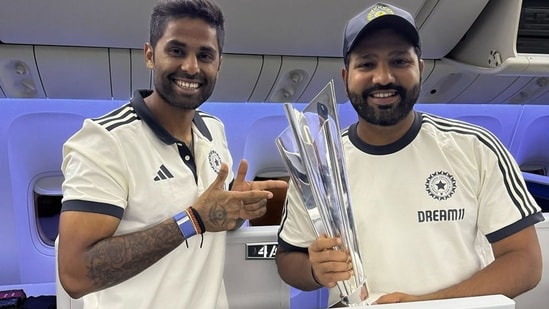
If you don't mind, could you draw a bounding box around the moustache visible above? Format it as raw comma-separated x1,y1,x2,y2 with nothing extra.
172,71,204,82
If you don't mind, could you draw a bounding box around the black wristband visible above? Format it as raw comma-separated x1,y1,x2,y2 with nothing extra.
189,206,206,233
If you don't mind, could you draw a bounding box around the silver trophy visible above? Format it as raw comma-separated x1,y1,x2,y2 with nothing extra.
276,80,368,306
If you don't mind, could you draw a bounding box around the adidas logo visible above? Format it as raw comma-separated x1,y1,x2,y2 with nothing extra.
154,164,174,181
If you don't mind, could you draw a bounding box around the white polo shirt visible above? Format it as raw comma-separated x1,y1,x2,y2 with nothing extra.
61,90,233,309
278,111,544,305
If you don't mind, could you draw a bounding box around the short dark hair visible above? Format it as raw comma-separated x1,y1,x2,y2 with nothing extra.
149,0,225,53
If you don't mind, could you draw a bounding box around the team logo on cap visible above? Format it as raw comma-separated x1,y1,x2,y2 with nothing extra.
425,171,457,201
367,4,395,21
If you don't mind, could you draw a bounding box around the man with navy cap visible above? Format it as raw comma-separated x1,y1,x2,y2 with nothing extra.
276,2,543,306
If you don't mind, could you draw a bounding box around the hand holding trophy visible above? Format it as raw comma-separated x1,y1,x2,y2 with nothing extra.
276,80,368,306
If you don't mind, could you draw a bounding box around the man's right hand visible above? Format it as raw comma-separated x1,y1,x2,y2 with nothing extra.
192,162,279,232
308,235,353,288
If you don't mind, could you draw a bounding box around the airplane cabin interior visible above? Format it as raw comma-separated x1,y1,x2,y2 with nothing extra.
0,0,548,308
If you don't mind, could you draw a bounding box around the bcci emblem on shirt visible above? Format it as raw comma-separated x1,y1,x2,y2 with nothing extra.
419,170,464,223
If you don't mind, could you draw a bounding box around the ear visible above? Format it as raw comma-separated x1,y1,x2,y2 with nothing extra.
144,43,154,69
419,58,425,74
341,67,349,97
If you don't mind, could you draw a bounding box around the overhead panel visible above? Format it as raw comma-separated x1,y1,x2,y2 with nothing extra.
421,59,436,84
452,75,523,103
531,87,549,104
266,56,317,103
0,45,46,99
506,77,549,104
298,57,347,104
417,0,490,59
1,0,488,60
248,56,282,103
35,46,111,99
109,48,131,100
419,60,477,103
490,77,534,103
130,49,151,95
209,54,263,102
448,0,549,76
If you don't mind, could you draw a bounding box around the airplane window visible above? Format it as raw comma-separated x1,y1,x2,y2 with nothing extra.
33,176,63,246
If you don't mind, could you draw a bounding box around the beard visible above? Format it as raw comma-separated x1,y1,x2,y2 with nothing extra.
348,82,421,126
153,71,217,111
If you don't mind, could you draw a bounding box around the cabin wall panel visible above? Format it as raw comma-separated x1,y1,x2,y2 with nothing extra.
415,103,523,147
0,99,123,287
0,110,21,285
509,105,549,174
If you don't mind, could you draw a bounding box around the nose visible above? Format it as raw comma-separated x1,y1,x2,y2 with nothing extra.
372,63,394,85
181,55,199,75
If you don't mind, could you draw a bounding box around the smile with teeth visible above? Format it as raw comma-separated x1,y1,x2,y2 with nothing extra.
175,80,199,89
371,92,396,98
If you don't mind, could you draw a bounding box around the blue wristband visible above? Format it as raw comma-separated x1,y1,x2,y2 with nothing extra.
173,211,197,239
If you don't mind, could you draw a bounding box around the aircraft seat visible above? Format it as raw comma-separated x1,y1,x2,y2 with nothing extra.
509,105,549,213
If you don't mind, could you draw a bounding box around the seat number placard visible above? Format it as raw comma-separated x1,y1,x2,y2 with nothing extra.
246,242,278,260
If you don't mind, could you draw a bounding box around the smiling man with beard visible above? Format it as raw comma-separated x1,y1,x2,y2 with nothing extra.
276,2,544,307
57,1,287,308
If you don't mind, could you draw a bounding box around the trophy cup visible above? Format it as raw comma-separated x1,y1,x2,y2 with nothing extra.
276,80,368,306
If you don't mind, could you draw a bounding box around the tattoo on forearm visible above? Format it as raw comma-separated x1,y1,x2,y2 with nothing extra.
209,206,227,226
85,219,182,290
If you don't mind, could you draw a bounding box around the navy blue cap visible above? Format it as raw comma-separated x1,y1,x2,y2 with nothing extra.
343,3,421,58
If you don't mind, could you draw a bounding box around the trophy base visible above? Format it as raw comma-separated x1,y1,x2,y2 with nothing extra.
340,281,369,307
